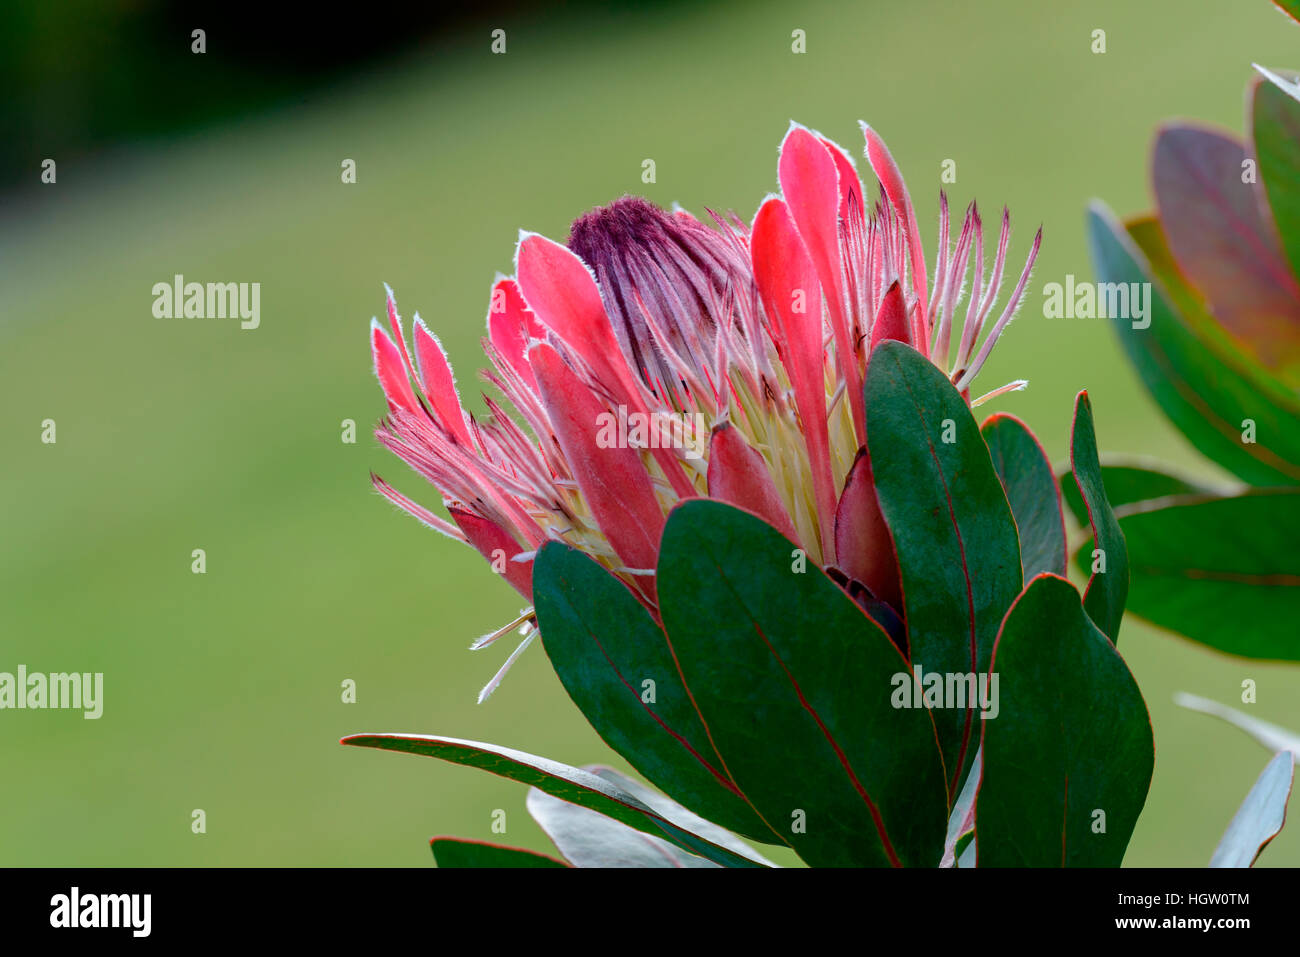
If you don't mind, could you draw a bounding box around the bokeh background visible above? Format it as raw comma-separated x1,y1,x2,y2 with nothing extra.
3,0,1298,867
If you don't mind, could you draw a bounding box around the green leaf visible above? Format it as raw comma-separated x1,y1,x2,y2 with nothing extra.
1210,751,1295,868
532,541,776,843
981,413,1067,582
976,575,1154,867
1070,391,1128,643
864,340,1022,796
430,837,569,868
339,734,763,868
525,767,772,868
1059,457,1225,526
1175,692,1300,755
655,498,949,868
1272,0,1300,25
1086,203,1300,486
1111,490,1300,659
1254,76,1300,291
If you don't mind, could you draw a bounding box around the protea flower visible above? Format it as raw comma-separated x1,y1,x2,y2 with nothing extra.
369,122,1040,696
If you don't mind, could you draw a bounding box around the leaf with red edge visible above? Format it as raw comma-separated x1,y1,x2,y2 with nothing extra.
1152,125,1300,373
981,412,1067,583
1210,751,1294,868
430,837,569,868
656,499,949,867
1086,204,1300,485
340,733,764,868
976,574,1154,867
532,539,779,843
526,766,774,868
1070,390,1129,644
863,339,1022,798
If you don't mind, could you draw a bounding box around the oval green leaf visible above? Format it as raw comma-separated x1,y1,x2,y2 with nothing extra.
976,575,1154,867
864,339,1022,797
532,541,777,843
1114,490,1300,659
656,498,949,868
981,413,1067,583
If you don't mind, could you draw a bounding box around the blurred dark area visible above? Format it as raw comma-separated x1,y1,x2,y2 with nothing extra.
0,0,655,192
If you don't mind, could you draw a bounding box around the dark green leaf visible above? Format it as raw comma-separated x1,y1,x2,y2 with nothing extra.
339,734,762,868
1086,203,1300,486
864,340,1022,797
430,837,569,868
1112,490,1300,659
981,413,1067,582
1210,751,1295,868
1070,391,1128,643
976,575,1154,867
1059,457,1224,526
532,541,776,843
656,498,949,867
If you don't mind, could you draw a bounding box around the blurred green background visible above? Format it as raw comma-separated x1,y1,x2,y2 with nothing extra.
3,0,1299,867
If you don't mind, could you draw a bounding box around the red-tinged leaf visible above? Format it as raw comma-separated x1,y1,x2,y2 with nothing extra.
976,574,1154,867
411,317,472,447
870,280,910,350
751,196,838,557
1153,125,1300,372
862,123,929,332
1070,391,1128,644
1087,205,1300,485
863,340,1022,798
779,125,864,443
530,341,664,582
429,837,570,868
370,321,419,414
706,423,798,543
341,733,764,868
486,277,545,391
833,449,902,610
448,506,533,600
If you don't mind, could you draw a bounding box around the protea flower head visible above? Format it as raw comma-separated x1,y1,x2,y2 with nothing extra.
369,122,1040,697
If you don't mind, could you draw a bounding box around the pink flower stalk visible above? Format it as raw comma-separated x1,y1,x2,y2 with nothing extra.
368,122,1040,695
